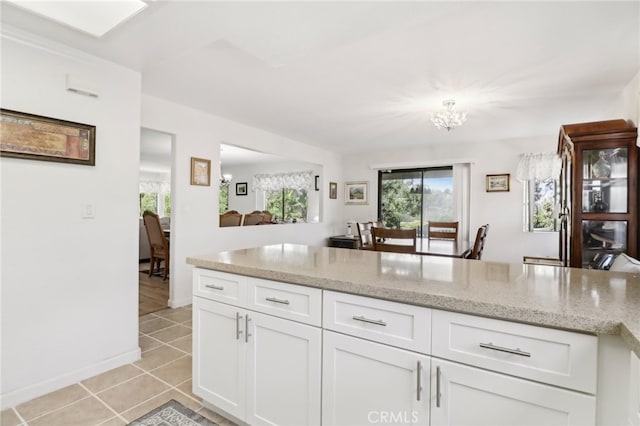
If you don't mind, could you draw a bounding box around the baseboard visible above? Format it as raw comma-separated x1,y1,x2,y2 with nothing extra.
0,347,141,410
168,296,193,309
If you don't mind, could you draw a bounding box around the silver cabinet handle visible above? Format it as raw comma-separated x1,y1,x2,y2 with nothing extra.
265,297,290,305
205,284,224,291
245,315,251,343
436,366,441,408
479,342,531,357
352,315,387,326
235,312,243,340
416,361,422,401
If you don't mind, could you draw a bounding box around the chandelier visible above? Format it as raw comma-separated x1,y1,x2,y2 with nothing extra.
430,100,467,131
220,174,232,187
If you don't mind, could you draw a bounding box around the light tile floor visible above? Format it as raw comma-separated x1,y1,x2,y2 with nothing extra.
1,306,236,426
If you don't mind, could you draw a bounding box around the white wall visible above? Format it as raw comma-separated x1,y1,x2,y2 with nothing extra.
0,31,141,408
141,95,343,309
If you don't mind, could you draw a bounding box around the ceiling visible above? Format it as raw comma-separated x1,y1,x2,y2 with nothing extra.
2,1,639,154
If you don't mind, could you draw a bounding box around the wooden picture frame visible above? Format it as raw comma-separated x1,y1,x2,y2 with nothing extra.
345,181,368,204
486,173,510,192
190,157,211,186
329,182,338,199
236,182,248,196
0,108,96,166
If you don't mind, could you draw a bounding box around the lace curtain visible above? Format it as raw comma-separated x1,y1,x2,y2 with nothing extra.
139,180,171,193
515,152,561,181
253,171,314,191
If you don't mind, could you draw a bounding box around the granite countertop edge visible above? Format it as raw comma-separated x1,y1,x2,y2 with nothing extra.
187,256,640,357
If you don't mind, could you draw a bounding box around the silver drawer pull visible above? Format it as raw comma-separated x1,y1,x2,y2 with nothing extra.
235,312,243,340
436,366,441,408
205,284,224,291
352,315,387,327
416,361,422,401
479,342,531,357
265,297,290,305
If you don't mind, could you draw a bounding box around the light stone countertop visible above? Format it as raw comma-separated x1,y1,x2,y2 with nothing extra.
187,243,640,357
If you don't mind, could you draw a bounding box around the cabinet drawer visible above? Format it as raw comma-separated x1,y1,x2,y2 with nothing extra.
247,278,321,326
323,291,431,353
432,310,597,393
193,268,246,306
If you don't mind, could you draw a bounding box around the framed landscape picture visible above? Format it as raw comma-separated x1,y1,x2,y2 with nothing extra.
0,109,96,166
329,182,337,199
190,157,211,186
345,181,368,204
486,173,510,192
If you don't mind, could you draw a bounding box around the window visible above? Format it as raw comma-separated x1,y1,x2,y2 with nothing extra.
139,191,171,217
523,178,558,232
219,185,229,213
265,188,308,222
379,167,454,236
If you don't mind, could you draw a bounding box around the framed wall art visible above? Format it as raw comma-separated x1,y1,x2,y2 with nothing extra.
190,157,211,186
0,108,96,166
236,182,248,196
329,182,337,199
486,173,510,192
345,181,368,204
315,175,320,191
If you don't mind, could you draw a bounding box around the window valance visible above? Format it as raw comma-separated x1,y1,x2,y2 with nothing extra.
516,152,561,181
253,171,314,191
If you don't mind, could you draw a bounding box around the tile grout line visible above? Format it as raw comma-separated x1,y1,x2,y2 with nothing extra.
76,382,128,425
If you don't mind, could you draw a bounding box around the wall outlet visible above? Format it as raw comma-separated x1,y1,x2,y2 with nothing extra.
82,202,95,219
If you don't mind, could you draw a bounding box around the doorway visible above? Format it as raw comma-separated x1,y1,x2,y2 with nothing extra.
139,128,174,315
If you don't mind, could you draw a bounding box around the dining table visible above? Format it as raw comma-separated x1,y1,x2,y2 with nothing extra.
416,237,471,258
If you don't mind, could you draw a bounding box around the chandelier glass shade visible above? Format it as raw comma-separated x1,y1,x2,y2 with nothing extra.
430,100,467,131
220,174,232,187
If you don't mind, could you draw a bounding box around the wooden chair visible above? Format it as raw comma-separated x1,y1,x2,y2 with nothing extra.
371,227,417,254
143,210,170,280
243,211,265,226
465,224,489,260
220,210,242,227
357,222,375,250
261,210,273,223
427,221,459,240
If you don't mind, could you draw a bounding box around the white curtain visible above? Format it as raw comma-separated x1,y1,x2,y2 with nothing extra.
253,171,314,191
453,163,471,241
516,152,561,182
139,180,170,193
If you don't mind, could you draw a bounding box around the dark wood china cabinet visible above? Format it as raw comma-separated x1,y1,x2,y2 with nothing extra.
557,119,638,268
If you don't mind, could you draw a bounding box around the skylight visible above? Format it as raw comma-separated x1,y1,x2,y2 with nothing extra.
5,0,148,38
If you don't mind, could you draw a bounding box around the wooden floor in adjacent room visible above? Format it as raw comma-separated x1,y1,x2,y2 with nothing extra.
139,262,169,316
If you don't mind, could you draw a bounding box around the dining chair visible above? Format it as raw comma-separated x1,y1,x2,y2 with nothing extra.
143,210,170,280
243,211,265,226
261,210,273,223
357,222,375,250
427,221,459,240
371,227,417,254
465,224,489,260
220,210,242,227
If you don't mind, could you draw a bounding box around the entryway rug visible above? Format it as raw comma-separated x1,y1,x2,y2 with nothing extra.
127,400,217,426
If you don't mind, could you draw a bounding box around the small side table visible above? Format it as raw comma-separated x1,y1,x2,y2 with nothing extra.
328,235,359,249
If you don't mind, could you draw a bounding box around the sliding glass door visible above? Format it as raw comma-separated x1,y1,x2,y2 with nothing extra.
378,167,454,236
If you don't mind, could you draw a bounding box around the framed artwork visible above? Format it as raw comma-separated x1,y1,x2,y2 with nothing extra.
190,157,211,186
236,182,248,196
0,108,96,166
315,175,320,191
329,182,338,199
486,174,510,192
345,181,368,204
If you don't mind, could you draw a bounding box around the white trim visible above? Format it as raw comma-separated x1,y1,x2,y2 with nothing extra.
169,296,194,309
0,348,141,410
369,159,475,170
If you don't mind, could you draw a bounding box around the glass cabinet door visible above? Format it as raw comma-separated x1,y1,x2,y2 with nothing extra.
582,220,627,268
582,148,628,213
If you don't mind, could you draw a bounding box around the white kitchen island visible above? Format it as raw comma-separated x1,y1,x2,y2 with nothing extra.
187,244,640,426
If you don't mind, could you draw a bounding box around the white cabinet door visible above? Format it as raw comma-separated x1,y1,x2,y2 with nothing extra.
430,359,596,426
322,330,430,426
246,311,321,426
630,351,640,426
193,297,246,421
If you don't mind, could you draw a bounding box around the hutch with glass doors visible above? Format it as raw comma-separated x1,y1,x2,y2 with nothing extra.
557,119,638,268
